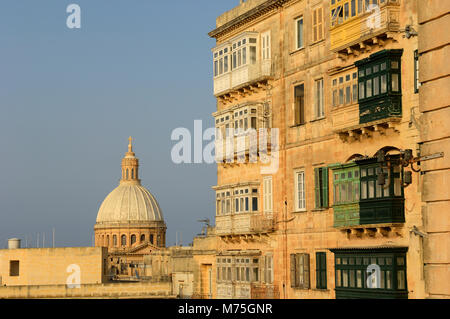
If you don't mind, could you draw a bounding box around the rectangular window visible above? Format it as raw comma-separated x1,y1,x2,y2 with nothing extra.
262,31,271,60
315,78,324,118
313,7,324,42
10,260,20,277
264,255,274,284
294,84,305,125
316,252,327,289
295,17,304,49
263,177,273,213
314,167,329,209
290,253,310,289
295,171,306,211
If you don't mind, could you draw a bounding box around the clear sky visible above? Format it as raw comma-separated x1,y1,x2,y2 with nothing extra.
0,0,236,248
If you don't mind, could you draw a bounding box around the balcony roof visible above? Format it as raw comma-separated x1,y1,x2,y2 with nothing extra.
208,0,287,39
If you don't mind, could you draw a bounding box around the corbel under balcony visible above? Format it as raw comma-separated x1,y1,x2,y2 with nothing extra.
217,78,272,105
335,118,400,143
339,223,404,239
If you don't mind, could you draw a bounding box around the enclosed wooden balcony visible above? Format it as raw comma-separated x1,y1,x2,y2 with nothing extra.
330,0,400,56
214,59,272,96
215,213,276,239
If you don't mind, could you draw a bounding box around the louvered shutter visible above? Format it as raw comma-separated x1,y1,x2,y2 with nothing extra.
290,254,296,287
304,254,310,289
322,168,329,208
315,168,321,208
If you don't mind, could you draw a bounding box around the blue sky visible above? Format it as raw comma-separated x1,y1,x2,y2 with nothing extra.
0,0,235,247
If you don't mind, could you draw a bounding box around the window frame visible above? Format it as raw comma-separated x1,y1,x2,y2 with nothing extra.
294,16,304,50
290,253,310,289
295,170,306,212
316,252,327,289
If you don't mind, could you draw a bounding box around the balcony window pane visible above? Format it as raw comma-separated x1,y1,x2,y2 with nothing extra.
345,86,351,104
391,61,399,69
392,74,399,92
366,79,372,98
333,90,338,107
357,270,362,288
358,0,363,13
339,88,344,104
336,270,341,287
359,82,365,99
398,270,406,290
351,0,356,16
343,270,349,287
252,197,258,211
233,52,237,69
344,3,349,20
250,46,256,64
386,271,392,289
242,47,247,65
373,76,379,95
361,181,367,199
368,180,375,198
381,74,387,93
214,61,218,77
224,56,228,72
251,117,257,129
219,58,223,74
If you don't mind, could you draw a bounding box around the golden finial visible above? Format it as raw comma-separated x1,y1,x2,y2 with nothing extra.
128,136,133,152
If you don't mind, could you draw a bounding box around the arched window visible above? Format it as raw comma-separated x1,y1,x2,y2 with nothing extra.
157,235,161,246
113,235,117,246
121,235,126,246
140,234,145,243
126,169,129,180
131,169,134,179
106,235,110,246
150,234,154,244
131,235,136,245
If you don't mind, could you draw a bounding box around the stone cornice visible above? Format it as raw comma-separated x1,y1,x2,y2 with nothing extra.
208,0,289,39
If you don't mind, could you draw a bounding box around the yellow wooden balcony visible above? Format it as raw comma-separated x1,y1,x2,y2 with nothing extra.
330,0,400,55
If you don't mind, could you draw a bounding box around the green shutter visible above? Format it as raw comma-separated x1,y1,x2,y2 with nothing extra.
314,168,320,208
322,168,329,208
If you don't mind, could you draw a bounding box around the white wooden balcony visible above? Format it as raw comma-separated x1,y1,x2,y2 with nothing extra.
213,59,272,96
215,213,275,237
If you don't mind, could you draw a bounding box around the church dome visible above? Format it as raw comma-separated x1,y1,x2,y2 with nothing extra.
95,137,164,226
96,182,164,224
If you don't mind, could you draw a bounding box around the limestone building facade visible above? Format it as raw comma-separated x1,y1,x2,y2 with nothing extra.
208,0,449,299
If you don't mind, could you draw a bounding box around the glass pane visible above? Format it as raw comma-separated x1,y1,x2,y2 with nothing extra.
392,74,399,92
350,270,355,287
336,270,341,287
398,270,406,290
381,62,386,70
380,271,386,289
386,271,392,289
361,181,367,199
366,79,372,98
368,180,375,198
386,258,392,265
373,76,379,95
359,82,365,99
336,258,341,265
346,86,351,104
391,61,399,69
357,270,362,288
343,270,349,287
381,74,387,93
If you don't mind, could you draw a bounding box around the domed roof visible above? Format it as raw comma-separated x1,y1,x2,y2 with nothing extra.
96,182,164,224
95,137,164,225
